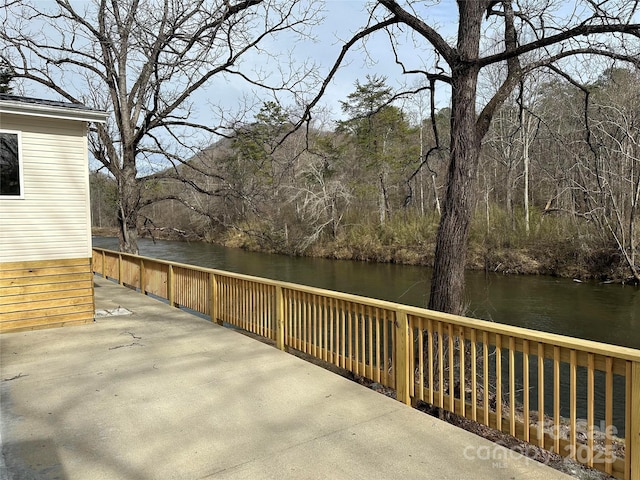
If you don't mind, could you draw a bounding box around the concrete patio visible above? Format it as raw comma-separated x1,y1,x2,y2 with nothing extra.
0,276,574,479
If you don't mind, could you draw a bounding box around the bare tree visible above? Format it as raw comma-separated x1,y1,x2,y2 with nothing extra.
485,72,544,234
300,1,640,314
0,0,320,253
588,68,640,281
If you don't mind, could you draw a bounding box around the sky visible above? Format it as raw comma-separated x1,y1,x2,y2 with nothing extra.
11,0,460,127
9,0,636,148
292,1,459,119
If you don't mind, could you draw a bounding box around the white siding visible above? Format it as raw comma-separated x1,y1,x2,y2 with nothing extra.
0,114,92,262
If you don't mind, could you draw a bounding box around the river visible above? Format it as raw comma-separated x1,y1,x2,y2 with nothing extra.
93,236,640,350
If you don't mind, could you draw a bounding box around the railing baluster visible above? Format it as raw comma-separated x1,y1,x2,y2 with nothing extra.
330,298,336,366
587,353,594,468
438,321,444,410
409,317,415,400
307,293,313,354
605,356,613,475
301,292,307,353
496,334,502,432
140,258,145,293
382,309,389,387
523,339,530,442
554,346,561,454
211,273,219,325
483,331,489,426
275,285,285,351
374,308,381,383
352,305,358,375
312,294,318,354
448,324,455,412
260,283,266,337
118,253,123,285
570,349,577,459
509,336,516,436
418,318,424,402
168,264,174,306
340,300,346,370
297,290,303,351
367,306,373,380
427,319,434,406
310,293,315,353
348,303,354,372
360,304,366,376
460,327,465,418
323,296,329,362
471,328,477,422
293,290,301,350
538,342,545,448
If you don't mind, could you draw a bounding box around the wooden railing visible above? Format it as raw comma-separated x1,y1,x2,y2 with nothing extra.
92,247,640,480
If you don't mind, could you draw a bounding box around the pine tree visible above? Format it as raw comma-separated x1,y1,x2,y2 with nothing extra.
0,65,14,94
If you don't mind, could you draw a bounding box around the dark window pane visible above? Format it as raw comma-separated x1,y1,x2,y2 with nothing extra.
0,133,20,196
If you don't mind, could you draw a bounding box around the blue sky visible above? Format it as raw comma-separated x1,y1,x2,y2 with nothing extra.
187,1,459,127
14,1,459,125
12,0,639,129
307,1,458,117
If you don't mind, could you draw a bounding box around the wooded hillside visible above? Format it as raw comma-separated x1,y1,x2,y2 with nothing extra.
91,70,640,283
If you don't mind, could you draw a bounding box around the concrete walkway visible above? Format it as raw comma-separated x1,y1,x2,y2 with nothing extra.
0,276,573,480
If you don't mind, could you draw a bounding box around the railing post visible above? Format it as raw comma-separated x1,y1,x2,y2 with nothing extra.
211,273,222,326
631,361,640,480
394,309,411,405
275,285,286,351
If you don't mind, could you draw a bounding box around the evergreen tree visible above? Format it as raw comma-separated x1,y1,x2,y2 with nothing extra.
0,64,14,94
338,76,418,223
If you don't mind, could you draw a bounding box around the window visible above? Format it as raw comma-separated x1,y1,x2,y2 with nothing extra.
0,131,22,197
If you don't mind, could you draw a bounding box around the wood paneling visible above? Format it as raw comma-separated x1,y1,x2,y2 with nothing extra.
0,258,94,333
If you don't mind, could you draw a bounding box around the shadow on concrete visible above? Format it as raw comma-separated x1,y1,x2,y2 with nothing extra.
2,439,67,480
0,276,573,480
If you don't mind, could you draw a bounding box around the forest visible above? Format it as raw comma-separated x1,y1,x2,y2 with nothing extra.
90,68,640,283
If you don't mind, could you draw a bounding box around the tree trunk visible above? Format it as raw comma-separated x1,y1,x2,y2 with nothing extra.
505,161,515,230
428,70,481,314
522,112,533,236
523,138,530,236
428,2,483,315
432,173,441,216
116,156,140,254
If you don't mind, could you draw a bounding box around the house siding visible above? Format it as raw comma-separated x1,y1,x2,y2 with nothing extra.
0,114,92,262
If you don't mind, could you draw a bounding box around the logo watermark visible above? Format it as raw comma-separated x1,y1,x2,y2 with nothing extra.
462,421,620,468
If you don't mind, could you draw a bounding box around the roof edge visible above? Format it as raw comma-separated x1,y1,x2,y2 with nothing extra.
0,96,108,124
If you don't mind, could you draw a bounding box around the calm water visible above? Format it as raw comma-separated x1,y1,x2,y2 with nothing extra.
93,237,640,349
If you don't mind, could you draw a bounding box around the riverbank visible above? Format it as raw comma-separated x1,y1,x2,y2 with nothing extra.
225,239,631,284
91,224,635,284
